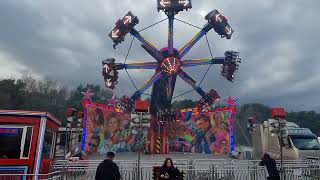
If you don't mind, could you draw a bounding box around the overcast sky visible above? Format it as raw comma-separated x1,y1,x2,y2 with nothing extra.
0,0,319,111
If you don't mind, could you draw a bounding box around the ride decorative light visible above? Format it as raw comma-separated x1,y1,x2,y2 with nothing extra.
160,57,181,74
109,11,139,48
157,0,192,13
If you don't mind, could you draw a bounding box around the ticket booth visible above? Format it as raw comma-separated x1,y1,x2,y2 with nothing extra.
0,110,61,177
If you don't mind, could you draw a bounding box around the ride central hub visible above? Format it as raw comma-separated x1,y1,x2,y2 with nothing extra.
160,56,181,74
160,48,181,74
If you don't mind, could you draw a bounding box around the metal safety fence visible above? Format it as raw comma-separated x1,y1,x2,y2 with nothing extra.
52,159,320,180
0,171,62,180
1,159,319,180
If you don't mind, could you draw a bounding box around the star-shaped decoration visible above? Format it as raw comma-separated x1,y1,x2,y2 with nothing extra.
81,88,94,102
224,96,237,106
107,95,117,108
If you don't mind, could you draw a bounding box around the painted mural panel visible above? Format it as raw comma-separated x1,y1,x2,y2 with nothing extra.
169,108,234,155
82,101,149,154
82,100,235,155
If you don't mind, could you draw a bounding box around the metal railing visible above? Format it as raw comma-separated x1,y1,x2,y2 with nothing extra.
0,171,62,180
2,159,319,180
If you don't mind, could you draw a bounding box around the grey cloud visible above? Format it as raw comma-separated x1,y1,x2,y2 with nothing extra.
0,0,319,111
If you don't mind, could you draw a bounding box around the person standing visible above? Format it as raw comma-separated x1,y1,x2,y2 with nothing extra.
159,158,181,180
95,151,121,180
259,153,280,180
236,152,244,160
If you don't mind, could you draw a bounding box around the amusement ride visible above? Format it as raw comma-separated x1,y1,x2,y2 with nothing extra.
102,0,241,115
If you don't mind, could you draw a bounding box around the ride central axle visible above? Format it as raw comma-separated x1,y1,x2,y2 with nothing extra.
159,48,181,74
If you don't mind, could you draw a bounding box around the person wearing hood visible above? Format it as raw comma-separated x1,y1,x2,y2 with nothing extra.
159,158,181,180
95,151,121,180
259,153,280,180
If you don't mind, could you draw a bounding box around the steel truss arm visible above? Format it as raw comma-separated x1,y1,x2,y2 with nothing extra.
179,23,213,59
129,71,163,101
123,62,159,69
177,70,212,103
168,15,174,55
177,70,197,84
130,29,163,62
106,62,159,71
181,57,225,67
177,70,206,96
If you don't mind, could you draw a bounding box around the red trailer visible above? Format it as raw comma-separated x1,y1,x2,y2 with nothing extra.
0,110,61,177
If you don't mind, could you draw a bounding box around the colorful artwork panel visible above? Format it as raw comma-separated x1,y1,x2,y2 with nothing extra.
168,107,235,155
82,100,149,154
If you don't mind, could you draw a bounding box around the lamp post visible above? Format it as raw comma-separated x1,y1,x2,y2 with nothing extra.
134,100,150,180
270,107,287,180
66,107,77,153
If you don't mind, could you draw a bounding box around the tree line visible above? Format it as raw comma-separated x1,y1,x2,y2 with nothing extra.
0,75,319,144
0,75,112,125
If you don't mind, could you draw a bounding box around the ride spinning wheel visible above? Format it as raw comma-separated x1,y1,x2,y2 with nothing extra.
102,1,241,114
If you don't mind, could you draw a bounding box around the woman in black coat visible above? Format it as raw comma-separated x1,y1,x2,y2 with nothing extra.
159,158,181,180
259,153,280,180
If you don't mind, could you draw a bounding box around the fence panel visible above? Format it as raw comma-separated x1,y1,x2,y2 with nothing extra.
49,159,320,180
0,172,62,180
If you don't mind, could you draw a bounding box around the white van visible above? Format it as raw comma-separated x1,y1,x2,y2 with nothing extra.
252,121,320,160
